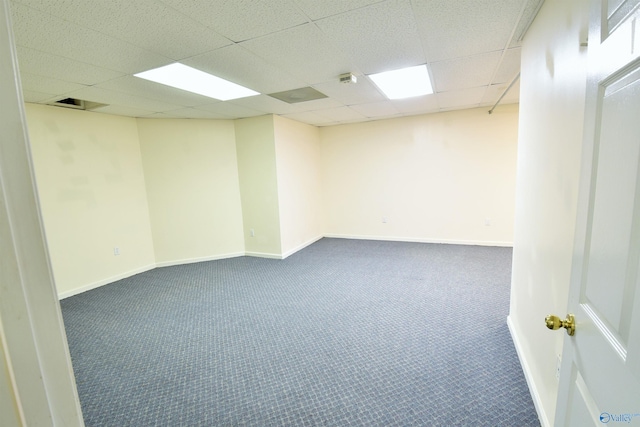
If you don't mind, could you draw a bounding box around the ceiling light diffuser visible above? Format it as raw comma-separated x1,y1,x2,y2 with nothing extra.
368,65,433,100
134,63,259,101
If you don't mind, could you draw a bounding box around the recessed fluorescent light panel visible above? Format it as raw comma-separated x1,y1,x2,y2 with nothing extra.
134,63,259,101
368,65,433,100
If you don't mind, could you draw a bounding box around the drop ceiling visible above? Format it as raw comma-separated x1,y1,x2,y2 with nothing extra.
9,0,542,126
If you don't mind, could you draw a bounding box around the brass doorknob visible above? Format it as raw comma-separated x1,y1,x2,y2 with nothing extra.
545,314,575,336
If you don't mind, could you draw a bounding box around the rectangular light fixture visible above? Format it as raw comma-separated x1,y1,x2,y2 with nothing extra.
134,63,259,101
368,65,433,100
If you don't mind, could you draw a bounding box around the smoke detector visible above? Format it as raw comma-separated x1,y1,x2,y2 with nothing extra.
339,73,357,84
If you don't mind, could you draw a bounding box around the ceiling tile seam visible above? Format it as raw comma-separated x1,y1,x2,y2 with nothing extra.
14,46,128,85
295,0,389,21
481,0,530,105
12,2,191,74
145,0,238,46
53,85,186,112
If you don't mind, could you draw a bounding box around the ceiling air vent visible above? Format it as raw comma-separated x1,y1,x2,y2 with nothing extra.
49,97,108,111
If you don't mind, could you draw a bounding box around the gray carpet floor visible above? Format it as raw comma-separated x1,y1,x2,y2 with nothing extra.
60,238,540,426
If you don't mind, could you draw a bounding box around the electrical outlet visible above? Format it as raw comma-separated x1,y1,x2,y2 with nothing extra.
250,228,255,237
382,217,388,223
556,354,562,380
114,247,120,256
484,218,491,226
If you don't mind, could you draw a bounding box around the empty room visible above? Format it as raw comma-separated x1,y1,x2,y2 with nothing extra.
3,0,639,426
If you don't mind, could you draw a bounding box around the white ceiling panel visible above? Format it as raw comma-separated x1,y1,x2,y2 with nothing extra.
413,0,525,62
95,76,215,108
481,80,520,106
154,107,234,120
314,106,367,122
228,95,303,116
493,48,521,85
19,72,87,97
283,97,345,113
282,111,339,126
159,0,308,42
65,87,184,113
91,105,158,118
21,90,57,103
350,101,400,118
509,0,544,48
436,87,487,110
240,23,356,85
15,47,124,86
312,78,386,105
11,3,170,74
430,51,502,92
315,0,426,74
393,95,439,114
183,44,308,95
12,0,231,60
196,102,266,119
294,0,386,20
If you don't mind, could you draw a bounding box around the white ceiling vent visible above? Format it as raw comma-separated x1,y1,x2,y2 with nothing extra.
49,97,108,111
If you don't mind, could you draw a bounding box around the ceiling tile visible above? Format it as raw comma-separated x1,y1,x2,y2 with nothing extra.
64,86,183,113
240,23,356,85
228,95,302,115
282,111,338,126
183,45,308,95
350,101,400,118
393,94,439,114
315,0,426,74
155,108,234,120
313,77,386,105
196,102,266,119
493,48,521,84
12,0,231,60
159,0,308,42
95,76,215,108
430,51,502,92
90,105,158,118
294,0,387,20
16,47,124,86
22,91,56,103
509,0,545,47
20,72,87,96
436,86,487,110
413,0,524,62
11,3,170,74
314,106,367,122
481,80,520,106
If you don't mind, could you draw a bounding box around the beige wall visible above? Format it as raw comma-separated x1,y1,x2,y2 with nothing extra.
26,104,156,297
320,105,518,245
234,115,282,257
273,115,323,257
508,1,588,425
137,118,245,266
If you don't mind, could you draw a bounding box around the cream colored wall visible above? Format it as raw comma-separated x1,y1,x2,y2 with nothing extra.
273,115,323,257
26,104,156,297
320,105,518,246
508,1,588,425
234,115,282,257
137,118,245,266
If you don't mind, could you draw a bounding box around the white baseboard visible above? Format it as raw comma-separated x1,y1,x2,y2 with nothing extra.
244,251,283,259
323,233,513,247
281,235,323,259
57,264,156,300
507,315,551,427
155,252,244,268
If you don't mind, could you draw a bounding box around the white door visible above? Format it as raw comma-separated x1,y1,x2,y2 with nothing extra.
553,0,640,425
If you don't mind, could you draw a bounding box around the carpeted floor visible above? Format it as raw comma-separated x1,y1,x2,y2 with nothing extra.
60,238,540,426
